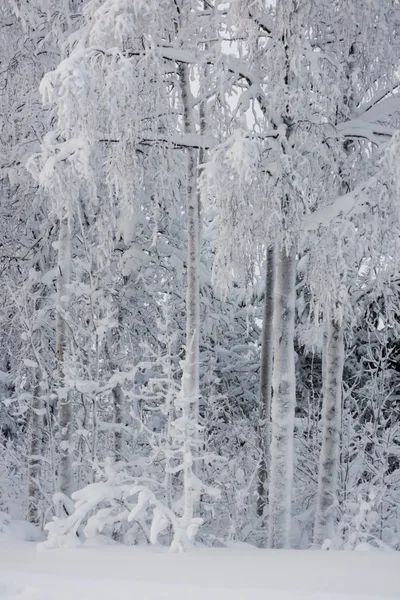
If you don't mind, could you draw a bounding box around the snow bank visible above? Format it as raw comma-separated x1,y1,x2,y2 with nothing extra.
0,513,44,543
0,542,399,600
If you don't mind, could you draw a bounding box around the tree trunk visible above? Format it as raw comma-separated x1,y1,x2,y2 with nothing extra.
27,379,43,524
56,213,73,510
104,312,126,460
170,63,200,552
268,246,296,549
257,246,275,518
181,85,200,421
112,383,124,458
314,318,344,546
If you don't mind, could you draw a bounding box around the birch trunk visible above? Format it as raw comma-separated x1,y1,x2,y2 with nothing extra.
257,246,275,518
171,63,200,551
56,213,73,508
179,64,199,411
314,319,344,546
27,379,43,524
268,246,296,549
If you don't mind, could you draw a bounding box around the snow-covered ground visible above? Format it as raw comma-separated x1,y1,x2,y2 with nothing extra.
0,541,399,600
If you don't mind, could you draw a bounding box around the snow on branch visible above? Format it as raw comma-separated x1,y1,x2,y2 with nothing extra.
303,178,377,231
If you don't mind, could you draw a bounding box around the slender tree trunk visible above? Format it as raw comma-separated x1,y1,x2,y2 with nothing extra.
182,158,200,420
27,379,43,524
171,63,200,552
257,246,275,518
105,313,126,459
112,384,124,458
91,325,100,478
314,318,344,546
180,60,200,522
268,246,296,549
56,213,73,509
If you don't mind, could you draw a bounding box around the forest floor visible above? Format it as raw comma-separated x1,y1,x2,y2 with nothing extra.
0,540,399,599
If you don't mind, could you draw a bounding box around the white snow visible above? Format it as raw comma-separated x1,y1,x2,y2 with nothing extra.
0,514,44,544
0,542,398,600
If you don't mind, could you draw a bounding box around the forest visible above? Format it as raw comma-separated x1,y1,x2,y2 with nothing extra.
0,0,400,559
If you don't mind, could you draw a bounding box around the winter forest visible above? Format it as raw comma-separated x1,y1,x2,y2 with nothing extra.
2,0,400,572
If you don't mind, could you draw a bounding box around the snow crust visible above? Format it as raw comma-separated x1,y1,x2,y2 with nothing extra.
0,542,398,600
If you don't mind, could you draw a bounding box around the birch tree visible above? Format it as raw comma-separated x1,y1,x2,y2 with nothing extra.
313,320,344,545
257,246,274,517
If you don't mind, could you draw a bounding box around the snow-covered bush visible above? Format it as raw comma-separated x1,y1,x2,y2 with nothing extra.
336,490,395,551
40,458,180,549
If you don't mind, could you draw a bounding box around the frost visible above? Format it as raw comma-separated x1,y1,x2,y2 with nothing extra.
23,360,39,369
